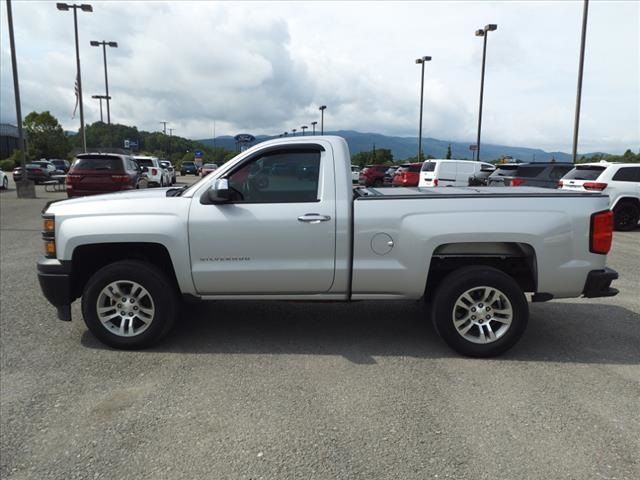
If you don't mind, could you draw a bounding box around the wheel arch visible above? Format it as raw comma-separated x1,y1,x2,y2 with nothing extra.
70,242,180,301
424,242,537,303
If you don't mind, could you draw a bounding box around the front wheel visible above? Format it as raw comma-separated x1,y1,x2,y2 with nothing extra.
81,260,178,349
431,266,528,357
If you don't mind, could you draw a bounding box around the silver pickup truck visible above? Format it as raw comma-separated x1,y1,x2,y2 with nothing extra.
38,136,618,357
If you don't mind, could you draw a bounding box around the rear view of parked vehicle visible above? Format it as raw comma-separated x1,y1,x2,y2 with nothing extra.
66,154,145,198
200,163,219,177
359,165,387,187
468,164,498,186
0,171,8,190
419,160,495,187
560,162,640,230
12,161,57,184
392,163,422,187
180,161,199,175
351,165,361,183
160,160,176,185
49,159,71,173
488,162,573,188
133,156,168,187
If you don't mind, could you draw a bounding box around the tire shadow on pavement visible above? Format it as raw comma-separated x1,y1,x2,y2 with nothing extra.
81,300,639,365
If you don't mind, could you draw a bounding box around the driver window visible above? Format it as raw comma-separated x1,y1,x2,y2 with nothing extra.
228,149,321,203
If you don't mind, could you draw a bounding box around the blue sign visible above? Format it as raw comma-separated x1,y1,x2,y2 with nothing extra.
129,140,138,148
194,150,203,158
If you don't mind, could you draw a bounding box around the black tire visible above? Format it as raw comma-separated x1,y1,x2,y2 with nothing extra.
2,177,7,190
613,200,639,231
81,260,178,349
431,266,528,357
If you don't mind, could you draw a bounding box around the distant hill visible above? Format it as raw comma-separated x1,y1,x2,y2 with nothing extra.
196,130,605,162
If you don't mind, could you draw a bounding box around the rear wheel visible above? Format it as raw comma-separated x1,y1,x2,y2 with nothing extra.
81,260,178,349
431,266,528,357
613,200,639,231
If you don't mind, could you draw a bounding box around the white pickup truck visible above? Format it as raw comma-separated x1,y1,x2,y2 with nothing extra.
38,137,619,357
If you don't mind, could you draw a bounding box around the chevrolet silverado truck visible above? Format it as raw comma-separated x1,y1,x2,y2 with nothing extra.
37,136,619,357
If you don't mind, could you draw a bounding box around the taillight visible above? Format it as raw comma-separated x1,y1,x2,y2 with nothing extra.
152,168,158,176
510,178,524,187
557,180,563,188
590,210,613,254
111,175,130,183
583,182,608,191
433,178,438,187
66,174,81,183
33,168,43,173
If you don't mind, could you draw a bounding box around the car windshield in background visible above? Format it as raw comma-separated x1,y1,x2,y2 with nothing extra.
421,162,436,172
203,164,217,169
73,157,122,170
563,166,606,181
136,159,154,167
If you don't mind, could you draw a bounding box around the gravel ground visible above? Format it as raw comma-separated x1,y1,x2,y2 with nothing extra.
1,179,638,480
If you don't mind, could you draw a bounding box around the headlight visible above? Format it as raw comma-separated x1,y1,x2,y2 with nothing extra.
42,214,56,258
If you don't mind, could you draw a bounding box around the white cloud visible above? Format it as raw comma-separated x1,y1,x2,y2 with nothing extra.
1,0,638,154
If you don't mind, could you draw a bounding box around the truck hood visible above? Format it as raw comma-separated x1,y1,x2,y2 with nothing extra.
44,187,187,216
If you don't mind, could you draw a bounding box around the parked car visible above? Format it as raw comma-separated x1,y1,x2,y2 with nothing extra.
359,164,387,187
560,162,640,231
484,164,521,186
49,159,71,173
159,160,176,185
487,162,573,188
12,160,58,184
200,163,219,177
38,136,618,357
66,153,146,198
468,164,498,186
419,160,496,187
0,170,8,190
133,156,169,187
391,163,422,187
384,166,400,185
350,165,360,183
180,161,199,175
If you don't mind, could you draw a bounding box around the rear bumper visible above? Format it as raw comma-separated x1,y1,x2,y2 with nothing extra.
582,267,619,298
37,258,73,321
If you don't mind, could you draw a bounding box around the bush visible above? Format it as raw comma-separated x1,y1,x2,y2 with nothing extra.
0,159,15,171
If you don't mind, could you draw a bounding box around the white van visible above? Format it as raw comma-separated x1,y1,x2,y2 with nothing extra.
418,159,495,187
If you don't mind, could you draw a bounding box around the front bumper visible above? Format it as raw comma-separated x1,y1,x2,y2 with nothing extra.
37,258,73,321
582,267,619,298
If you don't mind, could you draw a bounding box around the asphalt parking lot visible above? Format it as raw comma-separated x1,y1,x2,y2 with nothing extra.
1,177,638,480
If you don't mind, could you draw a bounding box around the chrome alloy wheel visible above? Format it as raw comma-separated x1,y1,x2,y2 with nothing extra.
452,286,513,344
96,280,155,337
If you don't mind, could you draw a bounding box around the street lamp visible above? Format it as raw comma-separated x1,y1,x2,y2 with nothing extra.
311,121,317,135
415,56,432,162
91,94,110,122
301,125,308,136
90,40,117,127
292,128,297,136
57,3,93,153
319,105,327,134
474,23,497,162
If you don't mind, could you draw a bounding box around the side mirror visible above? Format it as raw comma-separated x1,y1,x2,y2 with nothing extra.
201,178,231,204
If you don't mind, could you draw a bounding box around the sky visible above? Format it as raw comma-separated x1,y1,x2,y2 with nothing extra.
1,1,638,154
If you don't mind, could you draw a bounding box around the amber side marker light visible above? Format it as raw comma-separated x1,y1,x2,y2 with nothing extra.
42,215,56,258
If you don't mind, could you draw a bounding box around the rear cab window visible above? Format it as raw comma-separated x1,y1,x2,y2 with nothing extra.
514,165,546,178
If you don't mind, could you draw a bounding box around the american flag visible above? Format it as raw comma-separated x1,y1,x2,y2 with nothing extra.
72,74,79,118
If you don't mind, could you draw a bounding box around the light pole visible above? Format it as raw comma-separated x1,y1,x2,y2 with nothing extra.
292,128,297,136
311,121,317,135
415,56,432,161
90,40,117,126
474,23,497,162
301,125,308,136
319,105,327,134
57,3,93,153
91,94,110,122
572,0,589,163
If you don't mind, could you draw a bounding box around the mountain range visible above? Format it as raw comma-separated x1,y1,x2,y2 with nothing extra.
197,130,605,162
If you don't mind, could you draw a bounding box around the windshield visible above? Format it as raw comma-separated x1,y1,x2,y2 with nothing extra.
136,159,154,167
563,166,606,181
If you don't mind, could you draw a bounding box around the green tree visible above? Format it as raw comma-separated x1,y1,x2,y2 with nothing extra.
23,111,71,160
446,144,452,159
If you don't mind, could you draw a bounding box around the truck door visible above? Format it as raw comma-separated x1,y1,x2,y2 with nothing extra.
188,145,336,294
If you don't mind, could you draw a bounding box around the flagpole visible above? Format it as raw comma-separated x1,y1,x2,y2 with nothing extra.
72,6,87,152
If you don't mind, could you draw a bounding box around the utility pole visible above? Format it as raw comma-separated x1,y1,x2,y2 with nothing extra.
160,121,168,135
572,0,589,163
319,105,327,134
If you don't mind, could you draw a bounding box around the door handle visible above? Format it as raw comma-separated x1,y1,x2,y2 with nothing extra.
298,213,331,224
